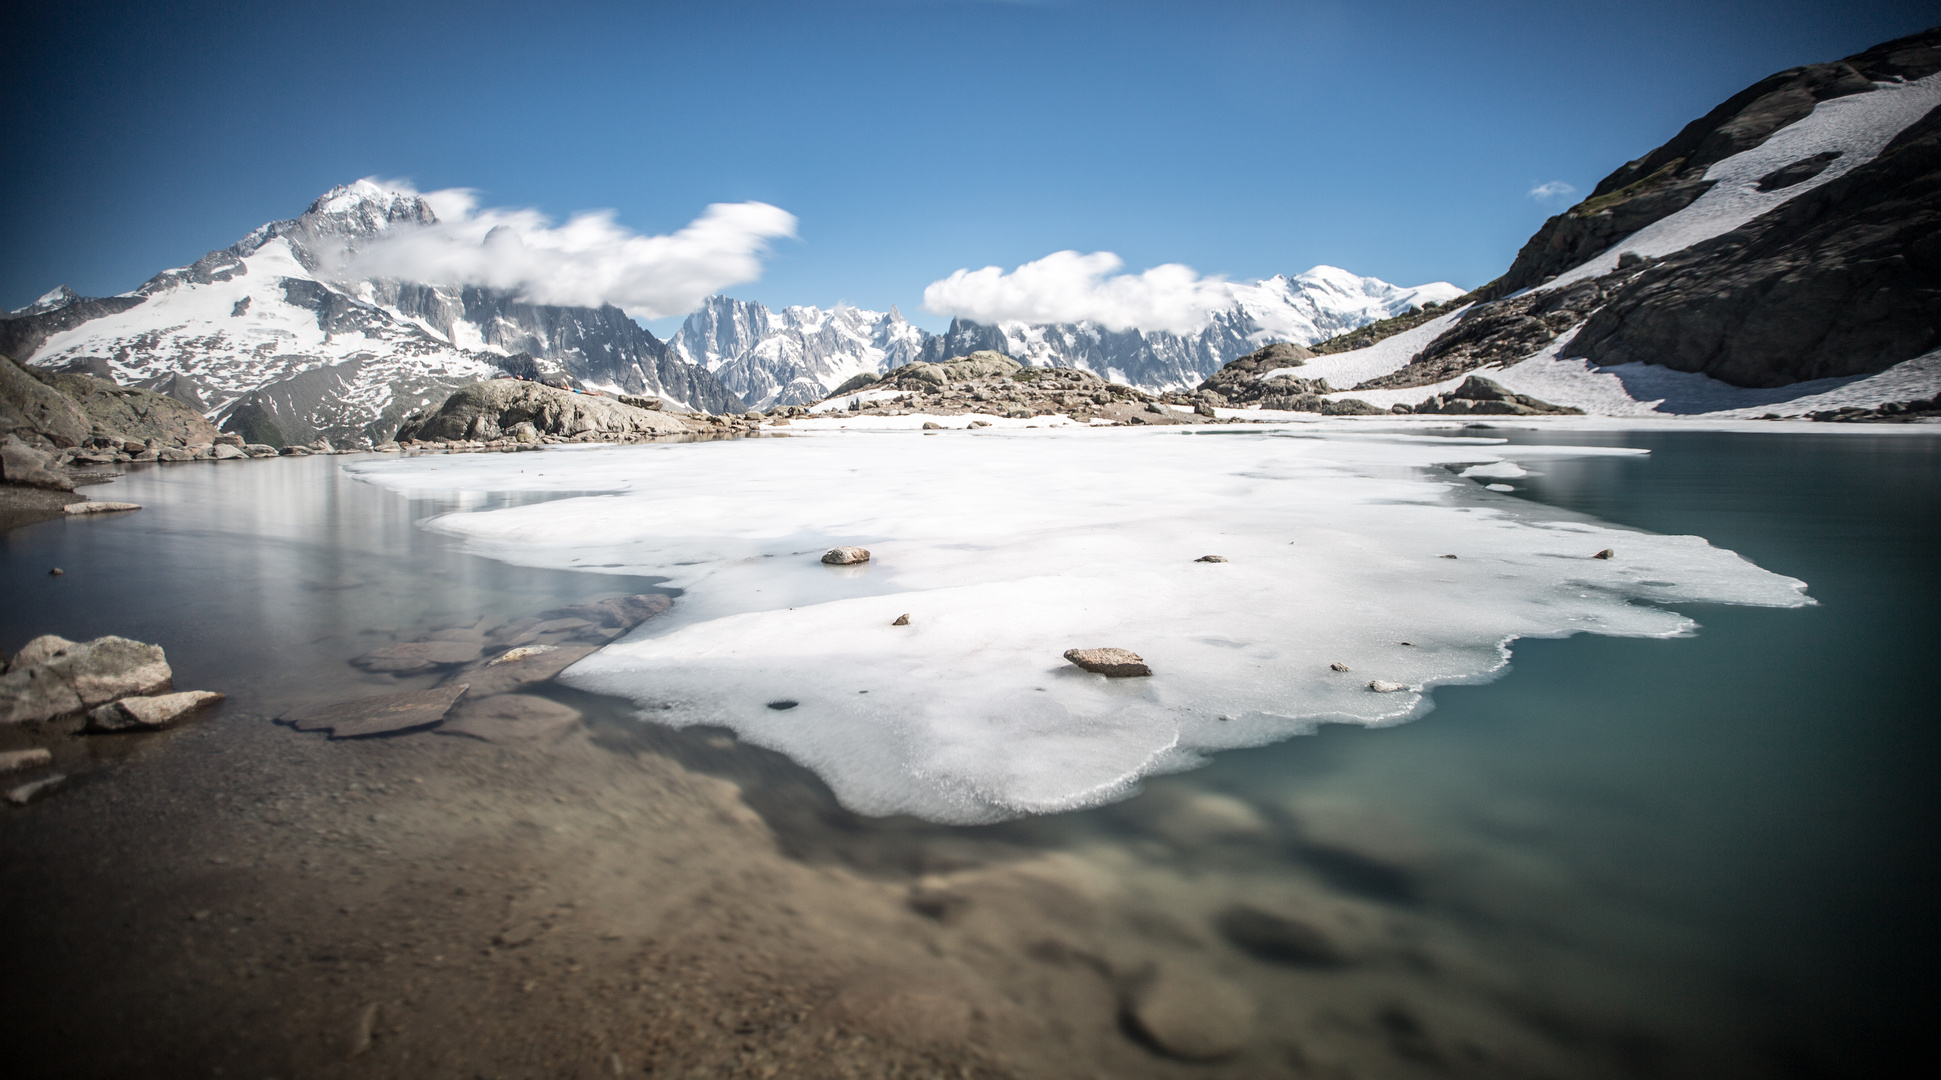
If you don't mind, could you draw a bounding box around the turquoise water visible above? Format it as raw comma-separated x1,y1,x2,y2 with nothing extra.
2,431,1935,1076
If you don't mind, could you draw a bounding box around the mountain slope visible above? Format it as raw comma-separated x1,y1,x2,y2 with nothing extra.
0,181,744,445
675,267,1461,407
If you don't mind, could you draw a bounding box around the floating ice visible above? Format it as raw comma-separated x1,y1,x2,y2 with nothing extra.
350,427,1811,823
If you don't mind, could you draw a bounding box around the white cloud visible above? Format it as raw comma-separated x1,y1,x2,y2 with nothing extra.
341,182,797,320
1527,180,1578,202
922,250,1235,334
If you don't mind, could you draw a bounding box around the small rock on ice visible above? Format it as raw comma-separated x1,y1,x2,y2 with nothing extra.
1064,648,1152,677
821,546,871,565
1195,555,1229,563
1593,548,1616,560
1330,662,1351,672
1368,680,1407,693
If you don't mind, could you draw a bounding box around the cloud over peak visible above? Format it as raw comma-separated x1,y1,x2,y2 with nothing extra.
922,251,1237,335
340,183,797,320
1527,180,1578,202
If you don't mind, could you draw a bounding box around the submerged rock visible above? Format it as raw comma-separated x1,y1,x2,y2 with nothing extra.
6,773,66,805
453,644,597,697
1063,647,1152,677
437,694,581,743
283,684,469,738
1216,904,1344,967
351,640,483,673
1124,967,1254,1060
0,747,53,772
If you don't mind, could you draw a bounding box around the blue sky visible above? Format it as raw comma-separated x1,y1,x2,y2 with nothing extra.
2,0,1933,333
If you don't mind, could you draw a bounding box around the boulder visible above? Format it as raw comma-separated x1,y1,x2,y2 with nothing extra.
396,381,698,442
1,435,75,490
1124,967,1254,1060
283,684,469,738
29,635,172,706
86,690,225,731
0,666,85,724
210,443,246,460
1412,376,1581,416
1063,647,1151,677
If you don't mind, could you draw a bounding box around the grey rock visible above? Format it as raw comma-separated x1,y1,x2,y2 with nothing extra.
1,435,75,490
821,546,871,565
210,443,246,460
453,644,598,698
0,665,84,724
1064,647,1152,677
86,689,225,731
1411,376,1581,416
891,614,911,626
1368,680,1407,693
1330,662,1351,672
38,371,220,447
32,636,172,706
0,356,92,448
63,501,141,515
1195,555,1229,563
283,684,469,738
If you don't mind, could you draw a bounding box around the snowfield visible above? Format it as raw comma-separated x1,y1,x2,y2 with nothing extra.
350,426,1811,823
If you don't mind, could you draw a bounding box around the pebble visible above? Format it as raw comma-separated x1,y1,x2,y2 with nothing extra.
891,614,910,626
1194,555,1229,563
821,546,871,565
1330,662,1351,672
1368,680,1407,693
1593,548,1616,560
48,568,62,577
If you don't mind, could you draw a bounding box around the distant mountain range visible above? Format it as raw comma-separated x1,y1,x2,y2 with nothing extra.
0,181,743,446
673,267,1462,408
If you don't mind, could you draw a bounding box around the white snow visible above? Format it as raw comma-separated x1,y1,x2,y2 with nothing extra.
349,427,1810,824
1542,72,1941,292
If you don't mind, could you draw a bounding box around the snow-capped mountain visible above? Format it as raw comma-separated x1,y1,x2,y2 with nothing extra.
675,268,1461,406
671,297,928,408
0,181,743,445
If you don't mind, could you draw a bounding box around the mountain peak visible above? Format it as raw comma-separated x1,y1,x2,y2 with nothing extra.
299,180,438,239
10,284,81,317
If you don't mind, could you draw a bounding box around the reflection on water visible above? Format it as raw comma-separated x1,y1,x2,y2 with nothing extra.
1,435,1935,1077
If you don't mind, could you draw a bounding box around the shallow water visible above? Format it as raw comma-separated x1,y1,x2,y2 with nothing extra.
2,431,1936,1077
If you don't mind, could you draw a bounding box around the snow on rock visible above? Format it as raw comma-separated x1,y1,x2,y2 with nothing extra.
348,428,1810,823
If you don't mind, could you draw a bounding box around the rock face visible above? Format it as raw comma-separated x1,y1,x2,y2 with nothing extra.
1407,376,1582,416
39,372,221,446
1194,342,1327,407
395,381,699,442
1,356,92,448
1565,100,1941,387
1480,28,1941,301
1063,648,1151,677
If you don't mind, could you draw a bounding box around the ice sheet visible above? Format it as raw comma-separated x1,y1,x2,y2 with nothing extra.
350,428,1811,823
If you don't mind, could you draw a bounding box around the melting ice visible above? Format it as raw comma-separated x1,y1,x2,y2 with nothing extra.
349,426,1810,823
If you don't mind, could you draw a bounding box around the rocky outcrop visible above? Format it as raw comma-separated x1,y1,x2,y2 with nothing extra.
1403,376,1582,416
1193,343,1325,406
1479,27,1941,301
1,356,92,447
395,380,700,443
1803,395,1941,422
824,351,1178,424
1564,102,1941,387
41,371,221,446
1,436,75,490
1356,264,1649,391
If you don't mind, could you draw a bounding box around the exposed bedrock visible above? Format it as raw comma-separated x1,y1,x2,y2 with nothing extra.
1194,342,1324,404
395,380,699,443
41,371,221,447
1355,267,1646,392
1479,27,1941,301
1402,376,1582,416
1,356,93,447
1566,102,1941,387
